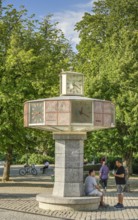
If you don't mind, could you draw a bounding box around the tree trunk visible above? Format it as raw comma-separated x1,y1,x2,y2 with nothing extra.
123,151,133,175
2,147,13,181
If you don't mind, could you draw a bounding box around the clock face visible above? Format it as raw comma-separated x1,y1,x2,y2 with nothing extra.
58,100,71,112
24,103,29,127
71,100,92,123
58,101,71,125
66,74,83,95
45,101,58,112
29,102,44,124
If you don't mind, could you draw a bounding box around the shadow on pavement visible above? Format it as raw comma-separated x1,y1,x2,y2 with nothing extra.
98,205,138,212
0,182,53,188
0,193,38,199
14,177,53,183
0,207,71,220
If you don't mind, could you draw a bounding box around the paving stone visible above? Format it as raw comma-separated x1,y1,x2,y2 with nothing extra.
0,172,138,220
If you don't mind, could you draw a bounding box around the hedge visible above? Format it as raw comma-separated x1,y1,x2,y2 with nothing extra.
84,164,101,171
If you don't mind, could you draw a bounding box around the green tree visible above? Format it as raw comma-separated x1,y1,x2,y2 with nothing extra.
75,0,138,173
0,4,73,181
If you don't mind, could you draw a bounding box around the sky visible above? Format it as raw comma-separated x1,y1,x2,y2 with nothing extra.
3,0,95,51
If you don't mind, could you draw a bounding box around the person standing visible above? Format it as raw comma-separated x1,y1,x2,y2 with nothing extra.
99,159,109,192
85,169,108,207
113,159,126,208
42,161,49,174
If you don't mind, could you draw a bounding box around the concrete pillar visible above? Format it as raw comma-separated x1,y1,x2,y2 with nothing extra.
53,132,87,197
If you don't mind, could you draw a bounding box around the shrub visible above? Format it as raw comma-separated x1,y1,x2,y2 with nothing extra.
18,154,29,164
28,153,54,165
84,164,101,171
18,153,54,165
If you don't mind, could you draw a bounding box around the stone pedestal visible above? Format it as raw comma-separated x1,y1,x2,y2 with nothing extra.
53,133,86,197
36,194,100,211
36,132,100,211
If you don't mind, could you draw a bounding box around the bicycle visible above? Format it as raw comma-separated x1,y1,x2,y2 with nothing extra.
19,164,37,176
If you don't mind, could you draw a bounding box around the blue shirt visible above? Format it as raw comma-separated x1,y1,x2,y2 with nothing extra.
99,165,109,180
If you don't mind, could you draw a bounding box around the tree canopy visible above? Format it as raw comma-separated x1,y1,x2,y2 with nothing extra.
0,4,73,180
75,0,138,170
0,0,137,179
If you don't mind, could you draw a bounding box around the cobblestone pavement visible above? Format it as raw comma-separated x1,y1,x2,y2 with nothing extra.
0,171,138,220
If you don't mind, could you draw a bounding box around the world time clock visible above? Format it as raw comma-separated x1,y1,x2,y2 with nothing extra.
71,100,92,123
29,101,44,124
61,71,84,96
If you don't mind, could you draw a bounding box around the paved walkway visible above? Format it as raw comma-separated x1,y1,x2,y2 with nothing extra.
0,168,138,220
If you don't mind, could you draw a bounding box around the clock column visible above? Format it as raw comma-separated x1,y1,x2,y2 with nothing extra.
53,133,87,197
25,70,115,211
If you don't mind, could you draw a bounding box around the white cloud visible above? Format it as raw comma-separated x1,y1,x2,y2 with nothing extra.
52,1,95,52
53,11,84,51
74,0,95,9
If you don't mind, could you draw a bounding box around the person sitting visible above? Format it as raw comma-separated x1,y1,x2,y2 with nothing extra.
84,169,108,207
42,161,49,174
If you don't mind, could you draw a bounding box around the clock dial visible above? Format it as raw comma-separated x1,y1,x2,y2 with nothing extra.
57,101,70,125
66,74,83,95
94,113,103,126
58,101,71,112
45,101,58,125
58,113,70,125
104,114,112,126
24,103,29,127
45,113,57,125
29,102,44,124
45,101,58,112
94,101,103,113
71,100,92,123
111,104,115,125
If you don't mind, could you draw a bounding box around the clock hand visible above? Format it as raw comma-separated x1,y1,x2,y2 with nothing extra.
81,112,89,118
33,112,41,116
79,107,83,114
79,108,89,118
73,83,80,89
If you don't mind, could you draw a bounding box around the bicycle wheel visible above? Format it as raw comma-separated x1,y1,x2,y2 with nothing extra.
31,168,37,175
19,168,26,176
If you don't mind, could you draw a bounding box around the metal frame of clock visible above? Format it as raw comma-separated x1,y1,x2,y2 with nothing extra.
24,97,115,132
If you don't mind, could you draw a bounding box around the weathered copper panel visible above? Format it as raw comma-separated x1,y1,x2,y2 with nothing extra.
103,114,112,126
104,102,112,114
24,103,28,127
58,100,71,112
29,101,44,124
58,113,70,125
45,113,58,125
94,113,103,126
45,101,58,112
94,101,103,113
111,104,115,125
